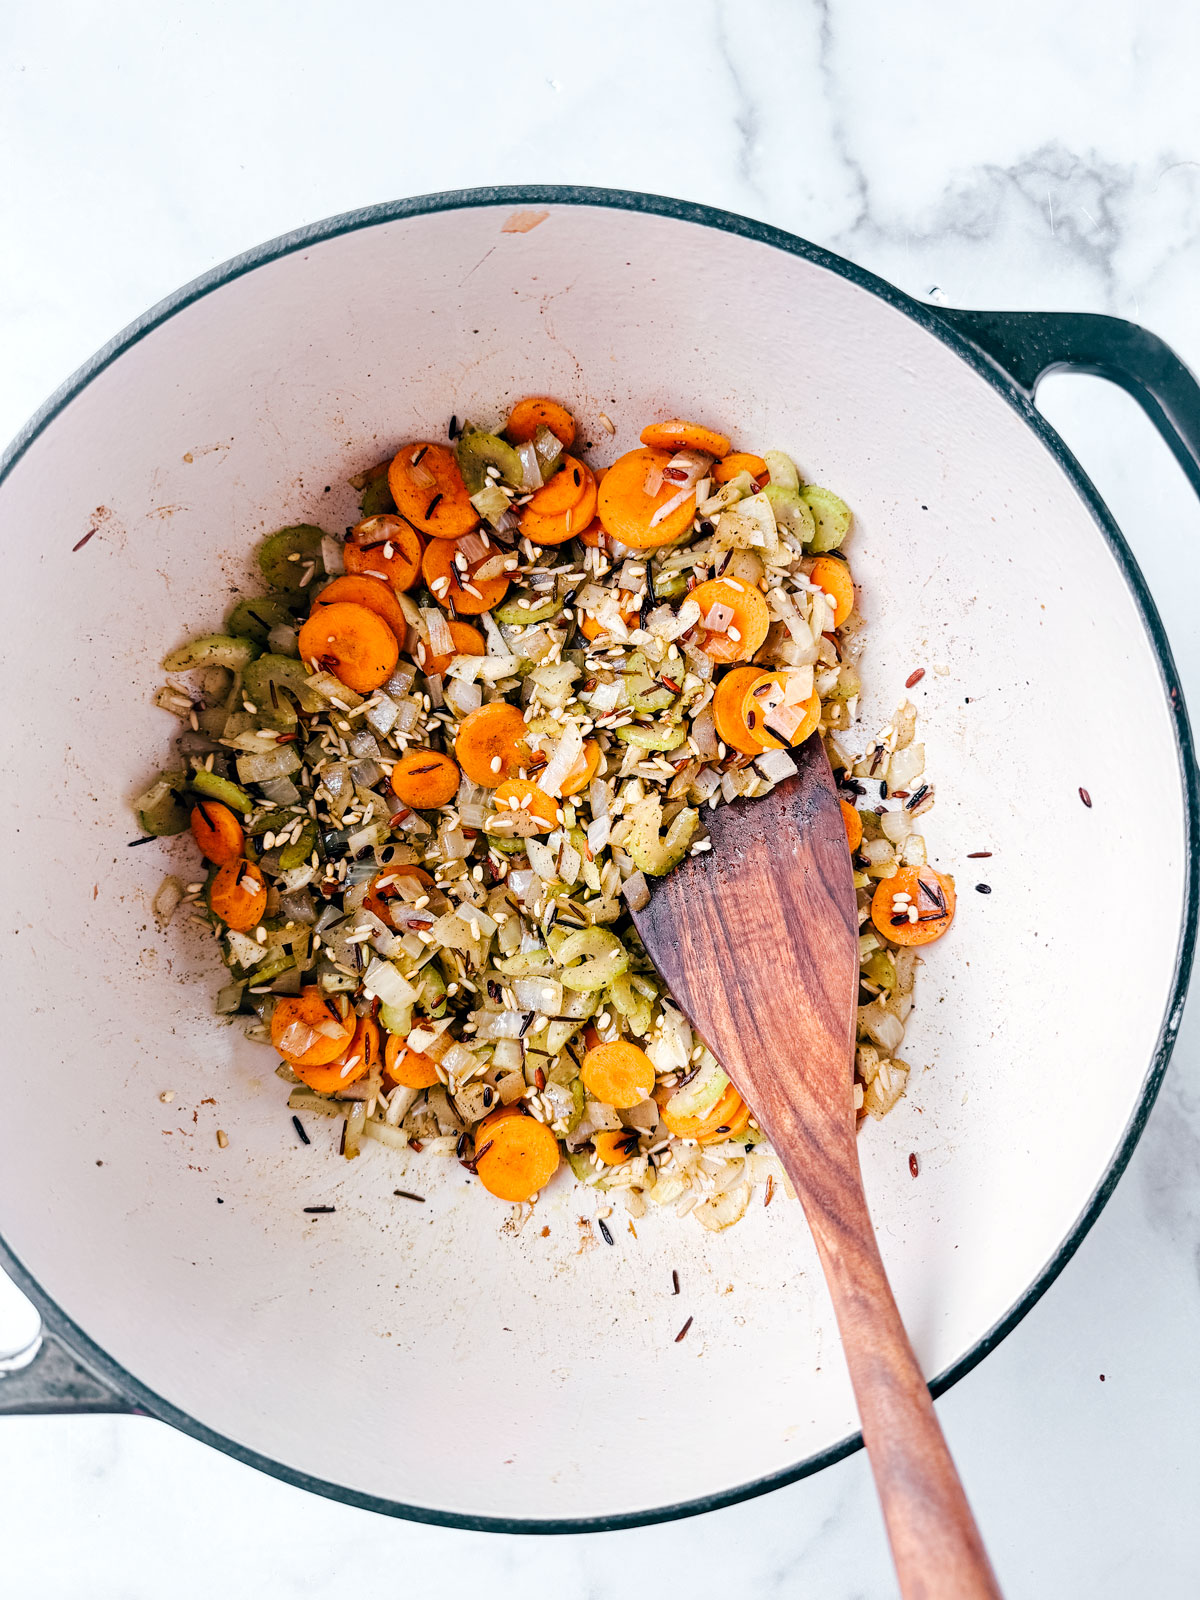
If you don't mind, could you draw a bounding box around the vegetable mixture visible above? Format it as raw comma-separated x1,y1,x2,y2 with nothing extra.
138,398,954,1229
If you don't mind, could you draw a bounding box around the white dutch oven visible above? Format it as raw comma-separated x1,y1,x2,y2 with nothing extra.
1,188,1196,1530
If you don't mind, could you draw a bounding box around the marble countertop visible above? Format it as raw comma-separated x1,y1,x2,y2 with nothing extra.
3,2,1199,1594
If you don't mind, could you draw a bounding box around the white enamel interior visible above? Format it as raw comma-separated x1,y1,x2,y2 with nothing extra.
0,202,1187,1523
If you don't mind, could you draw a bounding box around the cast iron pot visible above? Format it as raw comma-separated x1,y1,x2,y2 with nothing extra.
0,187,1196,1531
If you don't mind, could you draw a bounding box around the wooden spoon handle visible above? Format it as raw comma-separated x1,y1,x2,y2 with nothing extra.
802,1182,1003,1600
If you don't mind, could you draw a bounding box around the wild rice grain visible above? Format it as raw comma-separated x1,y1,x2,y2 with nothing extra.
598,1217,614,1246
1079,787,1092,808
292,1115,311,1145
674,1316,693,1343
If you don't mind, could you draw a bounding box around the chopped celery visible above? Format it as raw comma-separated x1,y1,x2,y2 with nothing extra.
801,486,852,552
135,775,189,836
226,594,300,646
624,797,698,875
455,427,524,493
256,524,326,590
162,634,259,673
553,927,629,991
190,768,254,814
357,461,395,518
241,654,326,726
277,819,317,870
763,484,817,542
495,590,561,625
761,450,800,491
615,722,687,752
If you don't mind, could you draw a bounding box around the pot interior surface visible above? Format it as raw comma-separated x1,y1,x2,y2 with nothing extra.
0,200,1186,1522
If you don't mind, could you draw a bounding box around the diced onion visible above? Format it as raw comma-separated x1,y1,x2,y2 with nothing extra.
755,748,798,782
587,814,612,853
517,441,543,491
456,531,489,564
620,871,651,912
537,721,585,798
422,607,454,658
701,602,734,634
444,677,482,716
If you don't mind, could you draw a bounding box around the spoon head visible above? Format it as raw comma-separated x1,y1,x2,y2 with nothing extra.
631,737,860,1145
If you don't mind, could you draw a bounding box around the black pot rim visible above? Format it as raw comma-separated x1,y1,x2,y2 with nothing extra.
2,183,1196,1535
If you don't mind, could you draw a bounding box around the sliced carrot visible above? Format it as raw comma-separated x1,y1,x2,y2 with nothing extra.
209,858,267,931
712,666,771,756
660,1080,746,1141
491,778,558,831
592,1128,641,1165
640,419,731,458
582,1040,655,1109
841,799,863,854
578,521,608,550
505,397,576,449
271,986,355,1067
190,800,244,864
297,600,399,694
420,538,510,615
597,447,698,549
342,515,424,592
313,573,408,642
454,702,530,787
713,452,768,485
520,469,598,546
389,443,478,541
580,600,639,641
560,738,601,797
741,673,821,749
808,556,855,628
383,1030,442,1089
391,749,461,810
364,865,433,929
690,576,771,663
474,1107,561,1201
871,867,956,947
523,456,589,517
415,619,485,678
294,1014,379,1094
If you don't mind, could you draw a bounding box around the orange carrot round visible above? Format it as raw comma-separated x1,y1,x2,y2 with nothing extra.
420,539,510,616
416,619,485,678
871,867,956,946
294,1014,379,1094
711,666,771,755
690,576,771,663
342,515,424,592
640,419,731,458
841,799,863,854
581,1040,655,1109
808,556,855,628
592,1128,641,1165
660,1080,747,1142
190,800,244,864
383,1031,442,1089
388,443,478,541
520,469,598,546
491,778,559,831
523,456,589,517
560,738,601,797
313,573,408,642
473,1108,561,1201
391,749,461,810
713,452,768,485
364,865,433,928
209,858,267,931
505,397,576,449
297,600,399,693
271,986,355,1067
740,673,821,749
454,702,530,787
597,447,698,549
578,521,608,550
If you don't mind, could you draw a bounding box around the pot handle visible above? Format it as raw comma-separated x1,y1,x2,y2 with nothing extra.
0,1279,137,1416
935,309,1200,497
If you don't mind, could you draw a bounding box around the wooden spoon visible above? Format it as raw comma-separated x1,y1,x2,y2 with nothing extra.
631,735,1002,1599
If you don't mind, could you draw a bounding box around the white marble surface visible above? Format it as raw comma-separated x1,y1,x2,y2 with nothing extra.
3,2,1200,1594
